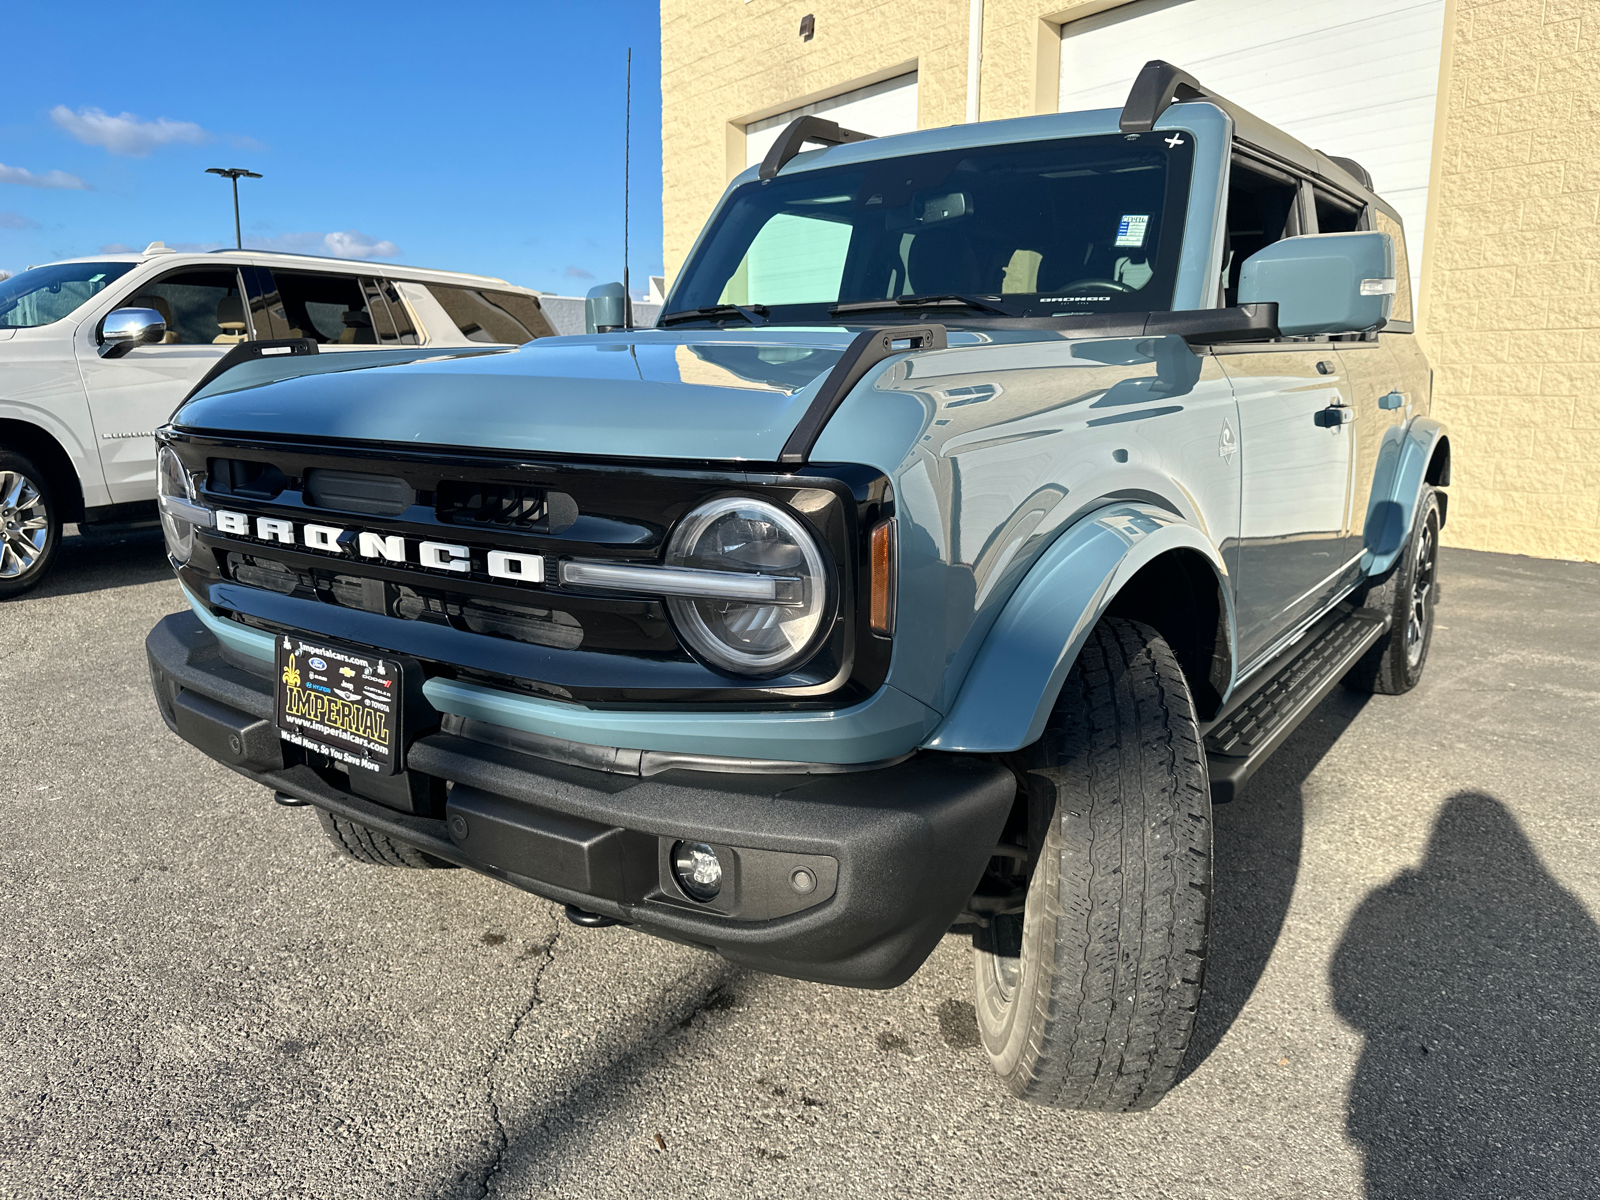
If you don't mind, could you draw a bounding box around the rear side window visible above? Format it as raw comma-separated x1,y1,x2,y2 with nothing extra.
124,267,248,344
424,284,554,343
270,271,376,344
362,278,419,345
1314,188,1363,234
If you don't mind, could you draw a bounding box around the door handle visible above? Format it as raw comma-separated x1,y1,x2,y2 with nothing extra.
1316,403,1355,428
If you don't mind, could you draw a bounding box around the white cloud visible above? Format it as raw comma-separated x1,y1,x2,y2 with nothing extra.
243,231,325,255
0,212,41,230
50,105,210,157
241,230,402,260
322,230,401,260
0,162,88,190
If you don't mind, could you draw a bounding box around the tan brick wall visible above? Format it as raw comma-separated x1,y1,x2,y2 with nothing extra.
1419,0,1600,562
659,1,1111,283
661,0,1600,563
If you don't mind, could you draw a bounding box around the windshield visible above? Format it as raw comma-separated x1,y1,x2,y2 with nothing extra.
668,131,1194,325
0,261,137,329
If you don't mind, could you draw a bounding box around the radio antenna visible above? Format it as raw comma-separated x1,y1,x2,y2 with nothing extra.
623,46,633,329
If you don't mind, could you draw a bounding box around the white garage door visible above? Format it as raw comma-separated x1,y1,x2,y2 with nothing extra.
1059,0,1446,300
744,73,919,171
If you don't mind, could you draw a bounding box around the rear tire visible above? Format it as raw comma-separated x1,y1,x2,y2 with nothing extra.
0,451,62,598
973,618,1212,1112
1343,486,1441,696
317,810,457,868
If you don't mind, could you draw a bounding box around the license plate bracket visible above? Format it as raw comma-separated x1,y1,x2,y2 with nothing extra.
275,634,404,776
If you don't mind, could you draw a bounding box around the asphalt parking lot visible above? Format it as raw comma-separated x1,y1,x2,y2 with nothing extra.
1,528,1597,1199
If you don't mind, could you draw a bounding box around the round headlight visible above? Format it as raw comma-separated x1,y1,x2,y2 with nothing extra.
665,496,831,676
156,445,196,563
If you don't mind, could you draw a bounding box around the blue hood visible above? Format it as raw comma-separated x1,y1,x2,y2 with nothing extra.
174,329,862,460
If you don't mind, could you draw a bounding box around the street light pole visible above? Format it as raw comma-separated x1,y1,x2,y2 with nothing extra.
204,167,262,249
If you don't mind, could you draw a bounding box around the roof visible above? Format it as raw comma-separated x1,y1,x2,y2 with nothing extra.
31,245,525,290
743,63,1388,216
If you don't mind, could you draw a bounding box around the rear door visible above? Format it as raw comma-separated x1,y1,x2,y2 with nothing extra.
75,263,250,501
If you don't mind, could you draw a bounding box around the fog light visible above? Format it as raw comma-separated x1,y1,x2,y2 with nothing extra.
672,841,723,902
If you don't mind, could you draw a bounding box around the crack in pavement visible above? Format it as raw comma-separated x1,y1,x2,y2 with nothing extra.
475,924,560,1199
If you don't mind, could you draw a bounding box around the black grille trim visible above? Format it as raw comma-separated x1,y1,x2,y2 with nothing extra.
303,468,414,516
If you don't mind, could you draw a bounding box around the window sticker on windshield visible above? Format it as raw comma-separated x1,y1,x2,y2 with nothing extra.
1115,214,1150,248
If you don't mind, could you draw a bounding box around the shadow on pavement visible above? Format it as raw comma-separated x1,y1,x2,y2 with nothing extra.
15,525,171,601
1330,793,1600,1199
1179,687,1370,1083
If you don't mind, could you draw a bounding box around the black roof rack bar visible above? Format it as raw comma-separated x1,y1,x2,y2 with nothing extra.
1119,60,1217,133
1321,153,1374,191
758,115,875,180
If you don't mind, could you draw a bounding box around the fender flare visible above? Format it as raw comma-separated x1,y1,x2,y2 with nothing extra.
1360,416,1448,577
923,502,1234,754
0,413,90,521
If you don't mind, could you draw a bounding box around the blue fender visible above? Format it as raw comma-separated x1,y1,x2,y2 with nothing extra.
923,502,1235,754
1360,417,1448,577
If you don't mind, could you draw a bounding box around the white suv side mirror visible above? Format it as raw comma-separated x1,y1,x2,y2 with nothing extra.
99,307,168,358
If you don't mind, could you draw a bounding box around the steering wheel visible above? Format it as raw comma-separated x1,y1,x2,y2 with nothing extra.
1053,278,1139,296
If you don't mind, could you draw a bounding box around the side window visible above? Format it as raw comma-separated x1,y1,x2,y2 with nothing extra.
364,279,419,345
1222,159,1300,306
124,267,248,345
424,284,554,343
1371,209,1413,323
1313,188,1363,234
269,271,376,344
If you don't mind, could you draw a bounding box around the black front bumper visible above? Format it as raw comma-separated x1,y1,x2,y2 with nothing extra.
146,611,1015,988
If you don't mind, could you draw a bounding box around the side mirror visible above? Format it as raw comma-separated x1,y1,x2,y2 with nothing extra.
585,282,628,334
99,307,168,358
1238,232,1395,337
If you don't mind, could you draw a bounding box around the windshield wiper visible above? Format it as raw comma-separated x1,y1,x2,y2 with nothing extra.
657,303,769,327
830,293,1013,316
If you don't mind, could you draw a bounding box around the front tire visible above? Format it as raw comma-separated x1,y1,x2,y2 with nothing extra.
0,451,62,598
974,618,1212,1112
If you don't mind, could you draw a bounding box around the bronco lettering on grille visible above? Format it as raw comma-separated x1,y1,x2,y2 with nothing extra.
212,509,545,584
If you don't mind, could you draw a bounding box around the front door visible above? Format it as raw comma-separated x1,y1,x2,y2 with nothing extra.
76,265,250,502
1220,347,1358,667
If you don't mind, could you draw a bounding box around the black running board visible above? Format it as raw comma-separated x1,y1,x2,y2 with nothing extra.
1201,606,1390,803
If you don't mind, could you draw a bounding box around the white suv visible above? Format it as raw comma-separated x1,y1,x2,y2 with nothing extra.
0,243,555,595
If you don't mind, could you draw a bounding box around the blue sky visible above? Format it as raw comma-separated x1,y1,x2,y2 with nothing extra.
1,2,663,296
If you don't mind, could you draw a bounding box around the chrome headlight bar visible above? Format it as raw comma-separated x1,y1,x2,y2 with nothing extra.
559,560,804,606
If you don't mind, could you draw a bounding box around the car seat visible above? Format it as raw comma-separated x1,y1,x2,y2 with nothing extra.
338,308,376,344
213,295,248,345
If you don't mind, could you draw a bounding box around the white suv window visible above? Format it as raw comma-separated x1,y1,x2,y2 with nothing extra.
124,267,250,344
0,261,136,328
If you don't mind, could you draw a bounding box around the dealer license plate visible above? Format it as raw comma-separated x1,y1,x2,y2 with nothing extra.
274,634,403,775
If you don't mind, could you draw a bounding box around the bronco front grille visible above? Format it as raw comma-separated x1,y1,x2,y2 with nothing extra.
436,479,569,531
176,434,892,704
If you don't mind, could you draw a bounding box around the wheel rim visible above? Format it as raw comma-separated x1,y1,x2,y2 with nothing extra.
985,912,1024,1002
1405,516,1436,669
0,469,51,580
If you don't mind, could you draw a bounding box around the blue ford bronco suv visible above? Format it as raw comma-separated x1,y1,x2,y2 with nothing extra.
146,62,1449,1112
